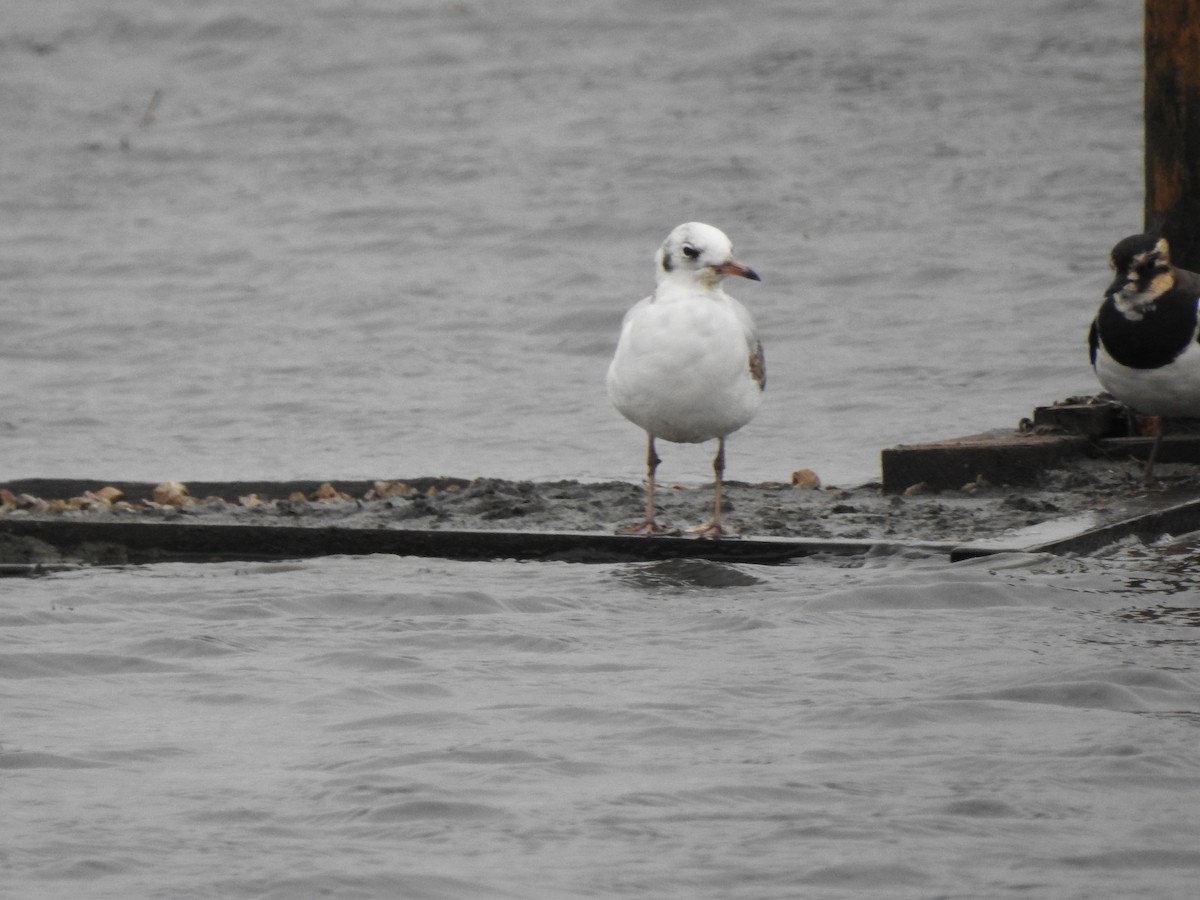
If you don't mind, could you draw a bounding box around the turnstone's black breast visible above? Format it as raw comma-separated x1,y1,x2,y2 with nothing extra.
1093,287,1199,370
1089,233,1200,481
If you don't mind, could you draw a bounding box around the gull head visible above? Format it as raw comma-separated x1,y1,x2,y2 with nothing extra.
654,222,761,288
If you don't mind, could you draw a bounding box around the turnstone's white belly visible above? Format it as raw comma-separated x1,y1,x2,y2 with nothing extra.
1093,341,1200,418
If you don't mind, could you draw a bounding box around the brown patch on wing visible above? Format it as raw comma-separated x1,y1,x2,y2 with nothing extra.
749,340,766,390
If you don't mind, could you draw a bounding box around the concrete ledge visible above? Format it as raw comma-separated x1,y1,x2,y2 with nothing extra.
881,433,1092,492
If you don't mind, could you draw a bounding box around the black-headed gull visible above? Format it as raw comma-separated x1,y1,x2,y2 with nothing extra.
1090,233,1200,482
607,222,765,537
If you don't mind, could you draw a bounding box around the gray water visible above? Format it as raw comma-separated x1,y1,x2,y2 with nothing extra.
2,0,1141,486
4,1,1199,898
5,550,1200,899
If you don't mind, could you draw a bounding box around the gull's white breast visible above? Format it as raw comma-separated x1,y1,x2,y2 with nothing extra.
607,288,762,444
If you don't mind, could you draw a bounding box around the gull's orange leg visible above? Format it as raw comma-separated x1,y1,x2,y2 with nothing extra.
690,437,731,538
618,434,679,535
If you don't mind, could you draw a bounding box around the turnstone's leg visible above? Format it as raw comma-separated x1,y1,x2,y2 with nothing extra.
618,434,678,534
691,438,730,538
1142,416,1165,484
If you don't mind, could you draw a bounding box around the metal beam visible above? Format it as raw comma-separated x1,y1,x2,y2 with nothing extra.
1145,0,1200,266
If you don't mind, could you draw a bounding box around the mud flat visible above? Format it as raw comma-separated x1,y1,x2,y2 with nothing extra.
4,447,1200,572
3,398,1199,570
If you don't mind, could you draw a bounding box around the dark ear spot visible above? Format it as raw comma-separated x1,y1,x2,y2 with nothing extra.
662,252,674,272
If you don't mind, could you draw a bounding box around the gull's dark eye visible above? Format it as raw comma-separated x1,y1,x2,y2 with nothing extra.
681,243,700,260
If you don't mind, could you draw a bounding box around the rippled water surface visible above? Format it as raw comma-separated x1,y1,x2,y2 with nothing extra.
1,0,1142,486
4,549,1200,899
5,2,1200,898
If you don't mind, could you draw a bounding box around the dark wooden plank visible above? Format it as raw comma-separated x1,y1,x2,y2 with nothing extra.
1025,496,1200,556
0,517,960,567
952,497,1200,561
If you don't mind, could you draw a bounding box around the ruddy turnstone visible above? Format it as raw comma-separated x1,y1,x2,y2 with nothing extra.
607,222,765,537
1089,233,1200,481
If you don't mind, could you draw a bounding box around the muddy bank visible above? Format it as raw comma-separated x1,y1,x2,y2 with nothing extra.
4,455,1200,571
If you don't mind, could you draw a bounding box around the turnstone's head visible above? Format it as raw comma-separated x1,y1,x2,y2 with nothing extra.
655,222,761,288
1106,233,1174,312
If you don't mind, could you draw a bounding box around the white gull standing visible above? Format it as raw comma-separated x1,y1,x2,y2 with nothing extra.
607,222,765,537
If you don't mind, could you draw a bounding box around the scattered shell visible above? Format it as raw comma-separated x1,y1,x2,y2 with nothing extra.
239,494,267,509
288,491,308,503
960,474,992,495
73,491,114,511
18,494,50,513
791,469,822,490
153,481,191,506
904,481,931,496
368,481,418,499
312,482,352,502
93,486,124,503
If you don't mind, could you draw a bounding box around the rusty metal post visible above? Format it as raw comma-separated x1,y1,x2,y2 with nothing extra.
1145,0,1200,268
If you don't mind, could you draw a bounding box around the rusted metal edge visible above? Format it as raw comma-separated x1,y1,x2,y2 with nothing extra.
7,507,1198,570
950,497,1200,561
0,517,960,570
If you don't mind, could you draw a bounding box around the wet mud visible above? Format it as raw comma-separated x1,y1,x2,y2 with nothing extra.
4,455,1200,570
